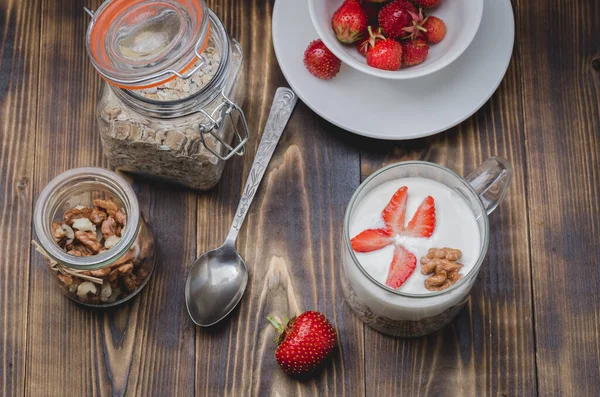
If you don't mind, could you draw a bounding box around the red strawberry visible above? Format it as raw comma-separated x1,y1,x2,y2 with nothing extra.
402,39,429,66
331,0,368,44
401,8,427,40
414,0,441,8
423,16,446,44
351,228,394,252
357,36,370,57
382,186,408,234
362,2,383,25
366,35,403,71
363,0,388,3
268,311,337,377
404,195,436,238
378,0,417,39
386,245,417,288
303,39,341,80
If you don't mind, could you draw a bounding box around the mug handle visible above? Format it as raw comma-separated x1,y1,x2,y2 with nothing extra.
465,156,513,215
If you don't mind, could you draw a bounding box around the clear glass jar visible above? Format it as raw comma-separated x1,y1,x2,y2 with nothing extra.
33,168,155,307
87,0,247,190
342,158,512,337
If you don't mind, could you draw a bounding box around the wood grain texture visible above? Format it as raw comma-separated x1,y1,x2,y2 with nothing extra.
358,38,538,395
517,0,600,395
0,0,40,396
195,1,365,395
24,0,196,396
0,0,598,395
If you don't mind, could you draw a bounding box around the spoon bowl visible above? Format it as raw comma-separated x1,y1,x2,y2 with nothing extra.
185,88,298,327
185,243,248,326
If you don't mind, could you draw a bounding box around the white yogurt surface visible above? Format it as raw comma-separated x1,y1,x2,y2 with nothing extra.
349,177,481,295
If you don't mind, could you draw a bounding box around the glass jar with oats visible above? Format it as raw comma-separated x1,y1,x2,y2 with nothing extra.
86,0,247,190
33,168,155,307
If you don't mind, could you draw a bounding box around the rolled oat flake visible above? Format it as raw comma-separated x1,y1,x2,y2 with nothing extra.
86,0,248,190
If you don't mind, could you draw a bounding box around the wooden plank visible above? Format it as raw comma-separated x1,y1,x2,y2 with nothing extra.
358,51,537,394
195,1,365,395
518,0,600,394
0,0,40,396
25,0,196,395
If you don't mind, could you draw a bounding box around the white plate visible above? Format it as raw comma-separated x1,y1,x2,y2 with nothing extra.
272,0,515,140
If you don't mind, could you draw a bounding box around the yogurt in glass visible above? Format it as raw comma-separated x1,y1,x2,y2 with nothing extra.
341,159,511,337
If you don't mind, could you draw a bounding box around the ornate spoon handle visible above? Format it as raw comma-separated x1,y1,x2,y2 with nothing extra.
225,88,297,245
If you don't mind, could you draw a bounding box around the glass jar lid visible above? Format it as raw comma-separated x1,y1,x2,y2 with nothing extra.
86,0,210,89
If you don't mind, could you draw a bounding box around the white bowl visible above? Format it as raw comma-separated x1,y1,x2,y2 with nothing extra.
308,0,484,80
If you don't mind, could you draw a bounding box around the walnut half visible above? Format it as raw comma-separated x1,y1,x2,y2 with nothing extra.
421,248,464,292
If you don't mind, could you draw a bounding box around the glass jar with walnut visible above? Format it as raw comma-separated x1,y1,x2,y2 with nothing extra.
33,168,155,307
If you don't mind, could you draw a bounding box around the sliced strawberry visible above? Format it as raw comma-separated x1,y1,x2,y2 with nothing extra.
382,186,408,235
404,196,436,238
385,245,417,288
351,228,393,252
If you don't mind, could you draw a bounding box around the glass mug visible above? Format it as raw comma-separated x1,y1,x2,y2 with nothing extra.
341,157,512,337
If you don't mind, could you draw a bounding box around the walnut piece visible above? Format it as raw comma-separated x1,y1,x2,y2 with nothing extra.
52,221,66,242
121,273,139,292
74,230,103,253
89,208,108,225
421,248,464,292
63,208,93,225
101,216,118,239
49,198,149,305
58,274,73,287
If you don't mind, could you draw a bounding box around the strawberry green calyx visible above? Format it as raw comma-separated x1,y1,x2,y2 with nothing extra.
402,8,429,40
360,26,385,54
267,315,295,344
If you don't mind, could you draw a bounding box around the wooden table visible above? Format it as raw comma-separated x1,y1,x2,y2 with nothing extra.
1,0,599,395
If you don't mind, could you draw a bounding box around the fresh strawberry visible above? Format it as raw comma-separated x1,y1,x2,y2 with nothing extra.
402,39,429,66
362,2,383,25
414,0,441,8
378,0,417,39
357,36,370,57
331,0,368,44
404,195,436,238
268,311,337,377
401,8,427,40
422,16,446,44
363,0,388,3
382,186,408,234
366,35,403,71
386,245,417,288
351,228,394,252
303,39,341,80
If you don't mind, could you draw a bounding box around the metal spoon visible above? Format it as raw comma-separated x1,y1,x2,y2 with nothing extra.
185,88,298,327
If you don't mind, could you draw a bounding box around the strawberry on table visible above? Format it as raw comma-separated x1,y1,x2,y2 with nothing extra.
268,311,337,377
378,0,417,39
402,38,429,66
331,0,368,44
404,195,436,238
386,245,417,289
303,39,341,80
422,15,446,44
351,228,394,252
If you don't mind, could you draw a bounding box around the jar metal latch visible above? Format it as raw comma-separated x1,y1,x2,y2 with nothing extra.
198,91,249,160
